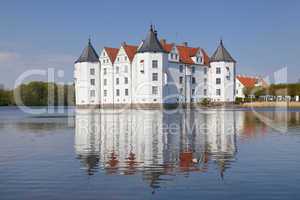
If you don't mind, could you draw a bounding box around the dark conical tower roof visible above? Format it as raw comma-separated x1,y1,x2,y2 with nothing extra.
137,25,166,53
75,39,99,63
210,40,236,63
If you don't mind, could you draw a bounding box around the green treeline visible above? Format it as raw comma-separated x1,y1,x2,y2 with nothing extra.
243,83,300,98
1,81,300,106
0,81,75,106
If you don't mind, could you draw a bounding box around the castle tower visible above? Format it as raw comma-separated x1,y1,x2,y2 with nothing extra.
74,39,100,107
209,40,236,102
132,25,168,104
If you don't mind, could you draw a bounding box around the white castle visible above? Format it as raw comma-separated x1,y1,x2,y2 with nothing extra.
74,26,237,108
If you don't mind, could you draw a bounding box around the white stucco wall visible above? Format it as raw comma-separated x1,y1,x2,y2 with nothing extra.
208,61,236,102
74,62,100,105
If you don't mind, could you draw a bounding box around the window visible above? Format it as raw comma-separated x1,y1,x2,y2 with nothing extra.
103,68,107,75
124,65,128,73
124,77,128,84
116,89,120,96
216,67,221,74
116,66,119,74
140,60,144,73
179,76,183,84
90,79,95,85
104,90,107,97
90,68,95,75
179,65,183,73
204,78,207,85
116,78,119,85
104,79,107,86
204,89,207,96
204,67,207,75
216,78,221,84
125,89,129,96
90,90,95,97
180,88,183,95
192,89,195,95
125,56,127,61
152,60,158,68
152,73,158,81
226,67,230,80
152,86,158,95
216,89,221,96
192,66,195,73
192,77,196,84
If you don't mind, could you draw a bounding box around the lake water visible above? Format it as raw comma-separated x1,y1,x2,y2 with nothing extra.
1,107,300,200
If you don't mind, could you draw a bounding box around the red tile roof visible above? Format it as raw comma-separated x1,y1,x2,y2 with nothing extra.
122,44,138,62
236,76,258,88
104,47,119,64
104,40,210,66
160,40,209,65
200,48,210,65
176,45,195,65
161,42,174,53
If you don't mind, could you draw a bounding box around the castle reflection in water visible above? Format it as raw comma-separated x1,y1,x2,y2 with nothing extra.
74,109,266,188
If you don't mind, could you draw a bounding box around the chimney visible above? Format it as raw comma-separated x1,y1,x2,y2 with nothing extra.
160,38,166,45
182,42,188,47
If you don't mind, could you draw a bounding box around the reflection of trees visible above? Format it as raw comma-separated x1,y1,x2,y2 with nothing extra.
74,109,239,188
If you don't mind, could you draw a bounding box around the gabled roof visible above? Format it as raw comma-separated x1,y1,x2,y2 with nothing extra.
236,75,258,88
75,39,99,63
104,47,119,64
210,40,236,63
122,44,138,62
160,40,210,65
176,45,196,65
137,25,166,53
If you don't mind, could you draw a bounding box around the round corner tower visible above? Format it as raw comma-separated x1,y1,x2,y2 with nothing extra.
208,40,236,102
74,39,100,107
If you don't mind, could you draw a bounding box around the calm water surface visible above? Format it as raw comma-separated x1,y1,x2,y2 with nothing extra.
1,107,300,200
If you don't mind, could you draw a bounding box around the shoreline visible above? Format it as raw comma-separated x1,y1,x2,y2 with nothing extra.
1,102,300,109
240,102,300,108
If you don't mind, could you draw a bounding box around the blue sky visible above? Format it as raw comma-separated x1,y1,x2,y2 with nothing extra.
0,0,299,88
